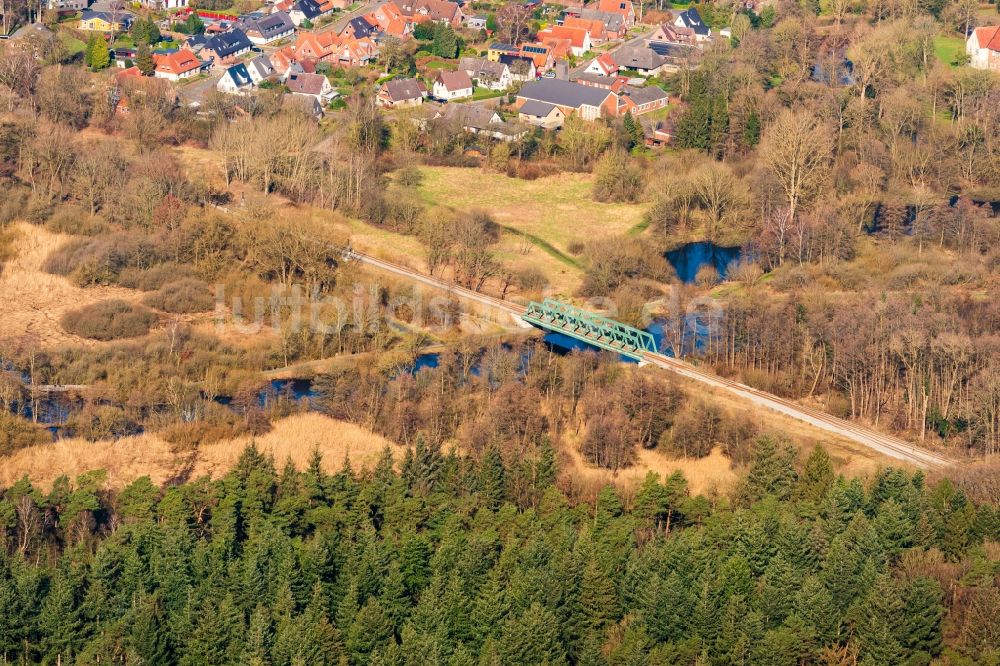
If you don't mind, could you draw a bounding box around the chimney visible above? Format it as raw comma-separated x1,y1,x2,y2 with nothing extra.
555,60,568,80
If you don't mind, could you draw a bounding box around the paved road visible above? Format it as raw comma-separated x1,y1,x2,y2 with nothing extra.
320,0,385,34
346,248,955,469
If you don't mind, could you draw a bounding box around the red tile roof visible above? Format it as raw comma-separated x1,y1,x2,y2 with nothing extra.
974,25,1000,51
153,49,201,76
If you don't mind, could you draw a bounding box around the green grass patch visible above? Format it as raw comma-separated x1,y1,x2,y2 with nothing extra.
59,32,87,55
627,218,651,237
471,87,506,101
934,35,966,68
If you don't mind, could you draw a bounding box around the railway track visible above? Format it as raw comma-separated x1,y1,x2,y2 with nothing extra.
347,249,954,469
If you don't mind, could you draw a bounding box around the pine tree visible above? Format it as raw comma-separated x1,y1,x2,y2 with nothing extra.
136,42,155,76
87,34,111,70
797,445,834,504
37,569,82,663
347,599,395,663
743,110,761,147
792,575,840,645
740,436,798,503
477,447,505,510
622,111,642,150
902,578,943,660
873,498,912,561
854,575,905,665
497,602,566,665
127,593,173,665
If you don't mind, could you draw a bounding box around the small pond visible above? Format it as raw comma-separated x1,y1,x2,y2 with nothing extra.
665,242,744,284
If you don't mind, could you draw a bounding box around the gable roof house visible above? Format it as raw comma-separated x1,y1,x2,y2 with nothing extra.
201,29,254,65
459,57,512,90
619,84,669,115
435,104,528,142
240,12,295,45
286,71,336,102
153,48,203,81
289,0,328,26
562,16,606,44
967,26,1000,72
487,42,520,61
79,9,133,32
294,30,338,60
673,8,711,42
518,99,565,129
577,9,626,39
217,63,255,93
342,16,376,39
536,25,592,57
397,0,464,27
332,37,379,66
573,72,627,93
377,77,427,107
516,78,618,120
366,2,411,37
596,0,635,28
613,41,672,76
518,43,555,71
650,22,695,45
584,51,618,76
499,54,537,81
432,70,473,100
247,54,275,83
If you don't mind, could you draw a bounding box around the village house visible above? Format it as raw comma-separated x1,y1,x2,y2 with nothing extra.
613,40,697,76
396,0,464,27
583,52,617,76
516,78,618,120
217,63,255,93
536,25,592,57
649,22,696,45
366,2,410,37
619,84,669,115
487,42,520,61
332,37,379,66
294,31,338,59
432,70,473,100
435,104,528,142
342,16,376,39
596,0,635,28
673,8,711,43
498,54,537,81
518,100,565,129
578,9,626,39
201,29,254,65
289,0,328,26
562,16,605,44
573,72,627,93
518,43,555,71
79,9,133,32
286,71,336,103
377,77,427,107
239,12,295,45
247,54,274,83
459,57,512,90
153,48,203,81
466,14,488,30
967,26,1000,72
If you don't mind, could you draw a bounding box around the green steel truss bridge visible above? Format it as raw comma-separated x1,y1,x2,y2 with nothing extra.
523,298,657,360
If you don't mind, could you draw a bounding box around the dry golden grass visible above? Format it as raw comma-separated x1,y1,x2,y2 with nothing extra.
562,443,740,497
0,223,142,348
0,413,401,490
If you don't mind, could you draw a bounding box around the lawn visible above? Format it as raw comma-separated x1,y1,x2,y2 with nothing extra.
59,32,87,56
414,166,650,293
934,35,966,67
470,87,506,101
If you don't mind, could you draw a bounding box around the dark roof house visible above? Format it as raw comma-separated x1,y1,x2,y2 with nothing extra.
517,78,618,119
203,29,254,62
239,12,295,44
675,8,710,37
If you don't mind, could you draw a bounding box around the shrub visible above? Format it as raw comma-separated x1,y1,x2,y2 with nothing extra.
46,205,109,235
396,165,424,187
0,186,29,225
143,278,215,313
0,413,47,455
65,405,141,441
43,234,164,286
117,263,197,291
61,299,159,340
